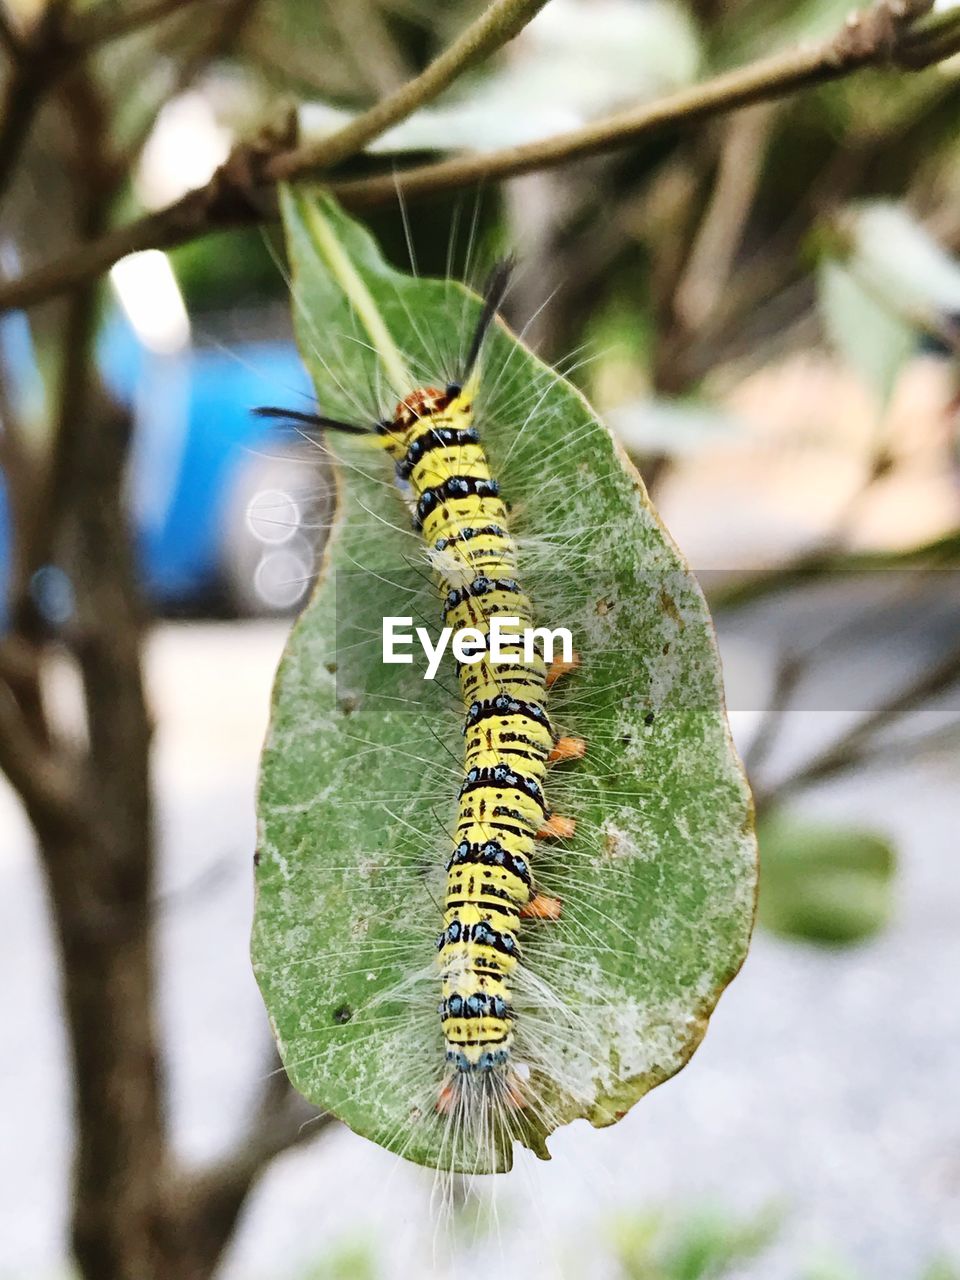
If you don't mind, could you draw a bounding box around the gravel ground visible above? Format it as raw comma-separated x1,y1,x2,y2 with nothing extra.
1,618,958,1280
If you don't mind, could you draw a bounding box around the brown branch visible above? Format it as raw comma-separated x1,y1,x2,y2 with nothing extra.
709,527,960,613
56,380,163,1280
0,671,78,824
333,0,954,207
165,1059,333,1278
1,0,956,316
0,0,72,197
9,69,127,628
0,0,215,197
266,0,552,180
757,639,960,812
14,62,167,1280
673,104,776,331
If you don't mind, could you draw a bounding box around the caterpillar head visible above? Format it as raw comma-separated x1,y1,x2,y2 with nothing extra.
379,385,458,460
396,386,448,426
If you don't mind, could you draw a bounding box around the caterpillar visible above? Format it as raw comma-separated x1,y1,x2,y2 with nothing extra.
252,189,757,1178
260,261,583,1114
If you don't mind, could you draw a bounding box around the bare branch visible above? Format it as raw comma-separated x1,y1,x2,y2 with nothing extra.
44,231,163,1280
0,0,71,196
673,104,776,331
265,0,552,180
332,0,950,208
709,528,960,613
758,639,960,811
0,0,218,197
1,0,956,315
166,1054,334,1276
0,671,78,825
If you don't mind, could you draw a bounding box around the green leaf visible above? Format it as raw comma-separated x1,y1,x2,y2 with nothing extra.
299,1242,379,1280
251,188,757,1171
845,201,960,324
758,812,896,945
921,1261,960,1280
607,398,745,458
607,1203,781,1280
817,259,915,410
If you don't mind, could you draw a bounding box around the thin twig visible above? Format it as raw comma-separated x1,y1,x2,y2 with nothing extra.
744,650,807,776
331,0,954,207
0,0,216,199
674,104,776,330
0,676,78,823
265,0,552,180
167,1052,333,1274
0,0,71,198
2,0,956,315
758,639,960,811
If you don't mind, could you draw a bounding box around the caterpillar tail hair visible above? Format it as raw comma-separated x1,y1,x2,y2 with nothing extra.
460,256,516,388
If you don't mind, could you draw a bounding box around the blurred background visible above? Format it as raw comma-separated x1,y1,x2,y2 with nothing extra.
1,0,959,1277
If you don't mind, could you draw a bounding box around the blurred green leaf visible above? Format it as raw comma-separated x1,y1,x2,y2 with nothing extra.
169,227,290,312
921,1261,960,1280
758,812,896,945
802,1253,960,1280
299,1241,379,1280
609,1204,781,1280
801,1259,859,1280
817,260,915,409
845,201,960,323
607,398,745,458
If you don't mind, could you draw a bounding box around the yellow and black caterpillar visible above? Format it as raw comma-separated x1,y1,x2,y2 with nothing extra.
259,263,584,1110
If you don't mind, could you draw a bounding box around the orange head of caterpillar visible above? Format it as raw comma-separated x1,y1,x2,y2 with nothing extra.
378,384,460,460
396,386,449,425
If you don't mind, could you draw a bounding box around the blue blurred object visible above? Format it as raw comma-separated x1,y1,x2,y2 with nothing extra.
0,286,323,620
